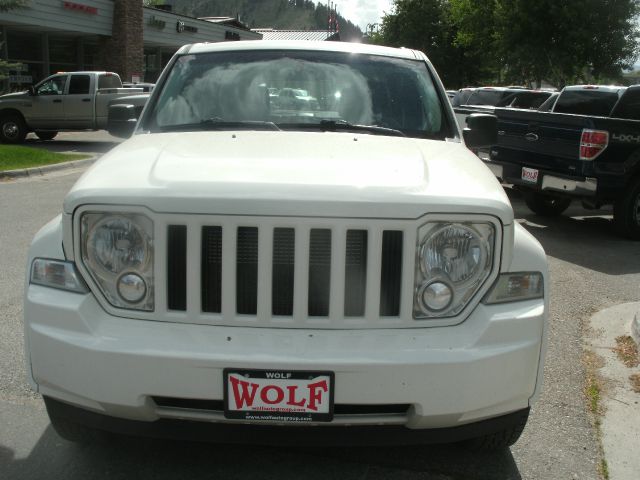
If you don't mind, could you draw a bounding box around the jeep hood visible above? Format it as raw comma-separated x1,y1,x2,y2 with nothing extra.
64,131,513,223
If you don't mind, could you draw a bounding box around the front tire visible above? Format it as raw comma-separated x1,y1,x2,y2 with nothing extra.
35,130,58,141
0,113,28,144
614,178,640,240
523,191,571,216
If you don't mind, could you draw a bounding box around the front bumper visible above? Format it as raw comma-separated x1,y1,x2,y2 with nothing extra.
25,284,545,433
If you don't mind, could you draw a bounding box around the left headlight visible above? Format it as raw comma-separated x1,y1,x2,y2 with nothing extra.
414,222,495,319
81,212,154,311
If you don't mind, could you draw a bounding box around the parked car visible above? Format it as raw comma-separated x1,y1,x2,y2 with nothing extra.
450,87,476,107
25,41,548,450
486,84,640,238
0,72,143,143
495,90,554,109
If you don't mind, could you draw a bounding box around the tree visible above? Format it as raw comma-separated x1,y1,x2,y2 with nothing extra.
374,0,495,87
452,0,640,88
379,0,639,88
0,0,28,11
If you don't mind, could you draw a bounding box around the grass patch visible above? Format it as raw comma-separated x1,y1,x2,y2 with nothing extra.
584,350,606,416
613,335,639,368
630,373,640,393
599,458,610,480
0,145,90,172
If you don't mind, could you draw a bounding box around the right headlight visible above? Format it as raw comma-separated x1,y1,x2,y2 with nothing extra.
81,212,154,311
414,222,495,319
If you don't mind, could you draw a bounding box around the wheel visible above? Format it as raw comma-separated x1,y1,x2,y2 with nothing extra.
613,178,640,240
461,411,529,451
35,130,58,141
0,113,28,144
523,191,571,216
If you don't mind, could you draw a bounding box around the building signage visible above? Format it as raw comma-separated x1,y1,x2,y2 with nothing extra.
176,21,198,34
62,1,98,15
9,75,33,84
148,15,166,29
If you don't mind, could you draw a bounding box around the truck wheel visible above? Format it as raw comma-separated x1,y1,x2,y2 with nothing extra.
35,130,58,141
523,191,571,216
0,113,28,144
461,412,529,451
613,178,640,240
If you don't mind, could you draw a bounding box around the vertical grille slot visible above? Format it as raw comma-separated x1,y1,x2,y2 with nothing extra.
308,229,332,316
380,230,403,316
344,229,368,316
201,226,222,313
236,227,258,315
272,228,295,316
167,225,187,311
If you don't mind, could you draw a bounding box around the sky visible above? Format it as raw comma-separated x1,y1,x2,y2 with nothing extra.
333,0,395,31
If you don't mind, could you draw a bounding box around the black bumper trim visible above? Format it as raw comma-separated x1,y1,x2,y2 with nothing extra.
44,396,530,447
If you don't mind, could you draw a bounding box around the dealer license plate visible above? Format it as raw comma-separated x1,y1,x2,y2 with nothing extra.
224,369,334,422
521,167,539,183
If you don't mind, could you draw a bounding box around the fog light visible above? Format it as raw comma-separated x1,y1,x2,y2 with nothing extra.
117,273,147,303
419,281,453,312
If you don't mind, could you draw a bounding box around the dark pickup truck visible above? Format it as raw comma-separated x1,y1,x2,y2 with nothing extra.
486,84,640,239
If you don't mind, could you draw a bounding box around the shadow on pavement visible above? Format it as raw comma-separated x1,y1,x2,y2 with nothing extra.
507,188,640,276
2,426,522,480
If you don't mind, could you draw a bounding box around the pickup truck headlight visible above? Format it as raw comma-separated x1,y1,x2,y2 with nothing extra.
81,213,154,311
414,222,494,318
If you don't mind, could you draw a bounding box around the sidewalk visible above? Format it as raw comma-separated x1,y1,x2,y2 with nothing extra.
588,303,640,479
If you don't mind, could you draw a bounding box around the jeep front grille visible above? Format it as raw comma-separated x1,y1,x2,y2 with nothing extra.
165,221,407,325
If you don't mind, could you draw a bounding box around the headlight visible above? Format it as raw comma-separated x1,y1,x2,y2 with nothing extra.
81,213,154,310
414,222,494,318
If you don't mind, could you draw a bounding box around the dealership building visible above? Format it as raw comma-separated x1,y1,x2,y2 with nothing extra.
0,0,261,90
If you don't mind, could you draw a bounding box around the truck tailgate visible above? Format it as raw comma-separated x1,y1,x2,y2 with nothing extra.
490,108,589,176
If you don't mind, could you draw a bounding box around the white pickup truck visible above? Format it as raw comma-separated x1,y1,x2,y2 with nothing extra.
24,41,548,450
0,71,142,143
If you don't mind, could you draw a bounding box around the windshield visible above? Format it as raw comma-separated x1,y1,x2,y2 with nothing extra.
147,50,449,139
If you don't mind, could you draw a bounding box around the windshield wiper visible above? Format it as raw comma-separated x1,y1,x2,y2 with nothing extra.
157,118,281,132
316,119,406,137
201,118,281,131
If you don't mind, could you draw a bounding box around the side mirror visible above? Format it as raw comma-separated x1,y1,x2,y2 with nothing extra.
463,113,497,149
28,86,36,96
107,104,138,138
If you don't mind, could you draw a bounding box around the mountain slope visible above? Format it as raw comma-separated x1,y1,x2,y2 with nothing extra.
165,0,362,40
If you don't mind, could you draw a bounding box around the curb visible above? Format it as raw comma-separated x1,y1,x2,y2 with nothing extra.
0,156,97,179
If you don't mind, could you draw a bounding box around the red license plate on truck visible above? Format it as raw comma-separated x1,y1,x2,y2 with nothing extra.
224,369,334,422
521,167,539,183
